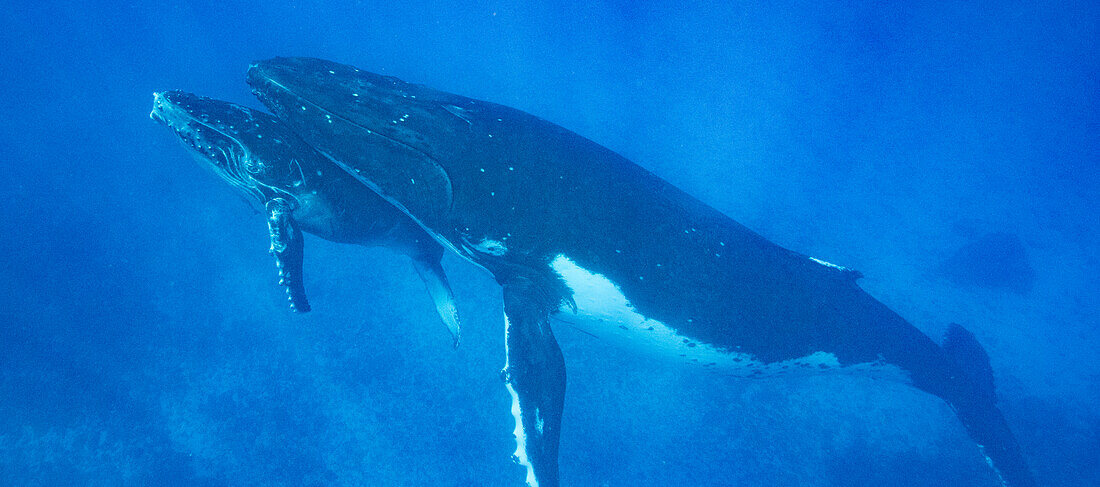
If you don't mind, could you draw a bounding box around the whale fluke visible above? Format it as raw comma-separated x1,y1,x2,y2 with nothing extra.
942,324,1034,487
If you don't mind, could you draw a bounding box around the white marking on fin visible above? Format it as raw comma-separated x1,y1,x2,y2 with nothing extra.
974,443,1010,487
503,313,539,487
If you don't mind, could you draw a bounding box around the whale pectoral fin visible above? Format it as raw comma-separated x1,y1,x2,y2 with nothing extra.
266,198,310,312
411,244,462,348
501,278,566,487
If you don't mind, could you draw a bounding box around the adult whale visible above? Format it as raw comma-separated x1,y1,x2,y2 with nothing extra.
247,57,1034,487
150,91,462,344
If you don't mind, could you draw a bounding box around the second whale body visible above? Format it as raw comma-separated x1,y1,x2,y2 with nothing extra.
244,57,1034,487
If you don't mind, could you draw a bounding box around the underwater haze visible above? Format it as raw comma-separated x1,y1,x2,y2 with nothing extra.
1,1,1097,486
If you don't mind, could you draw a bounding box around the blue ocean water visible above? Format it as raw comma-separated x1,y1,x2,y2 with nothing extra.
1,1,1097,485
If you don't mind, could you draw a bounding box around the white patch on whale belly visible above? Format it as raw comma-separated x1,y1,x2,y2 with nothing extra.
549,254,906,381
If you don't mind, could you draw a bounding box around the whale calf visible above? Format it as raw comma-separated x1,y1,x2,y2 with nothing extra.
244,57,1033,487
151,91,462,344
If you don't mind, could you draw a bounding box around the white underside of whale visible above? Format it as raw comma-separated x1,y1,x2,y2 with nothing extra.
549,254,907,381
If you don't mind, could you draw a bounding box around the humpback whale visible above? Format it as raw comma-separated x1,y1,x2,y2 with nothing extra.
245,57,1034,487
150,91,462,344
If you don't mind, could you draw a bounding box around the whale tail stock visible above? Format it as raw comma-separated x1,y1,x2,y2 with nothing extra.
937,324,1035,487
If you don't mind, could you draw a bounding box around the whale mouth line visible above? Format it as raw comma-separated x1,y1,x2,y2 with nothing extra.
150,92,259,169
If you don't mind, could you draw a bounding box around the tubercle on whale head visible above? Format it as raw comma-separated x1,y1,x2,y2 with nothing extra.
150,91,235,165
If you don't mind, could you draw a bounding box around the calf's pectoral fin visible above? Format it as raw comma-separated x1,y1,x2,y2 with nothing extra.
500,276,566,487
411,244,462,347
266,198,310,312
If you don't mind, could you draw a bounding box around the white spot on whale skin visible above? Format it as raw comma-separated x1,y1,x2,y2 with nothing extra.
471,238,507,256
809,256,851,272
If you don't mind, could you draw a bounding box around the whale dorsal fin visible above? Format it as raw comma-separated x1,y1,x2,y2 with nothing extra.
411,244,462,347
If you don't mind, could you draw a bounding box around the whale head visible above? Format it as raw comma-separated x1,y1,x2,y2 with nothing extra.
246,58,466,231
245,57,473,155
150,91,314,208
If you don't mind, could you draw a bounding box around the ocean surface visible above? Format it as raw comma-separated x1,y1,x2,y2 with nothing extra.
1,1,1097,486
